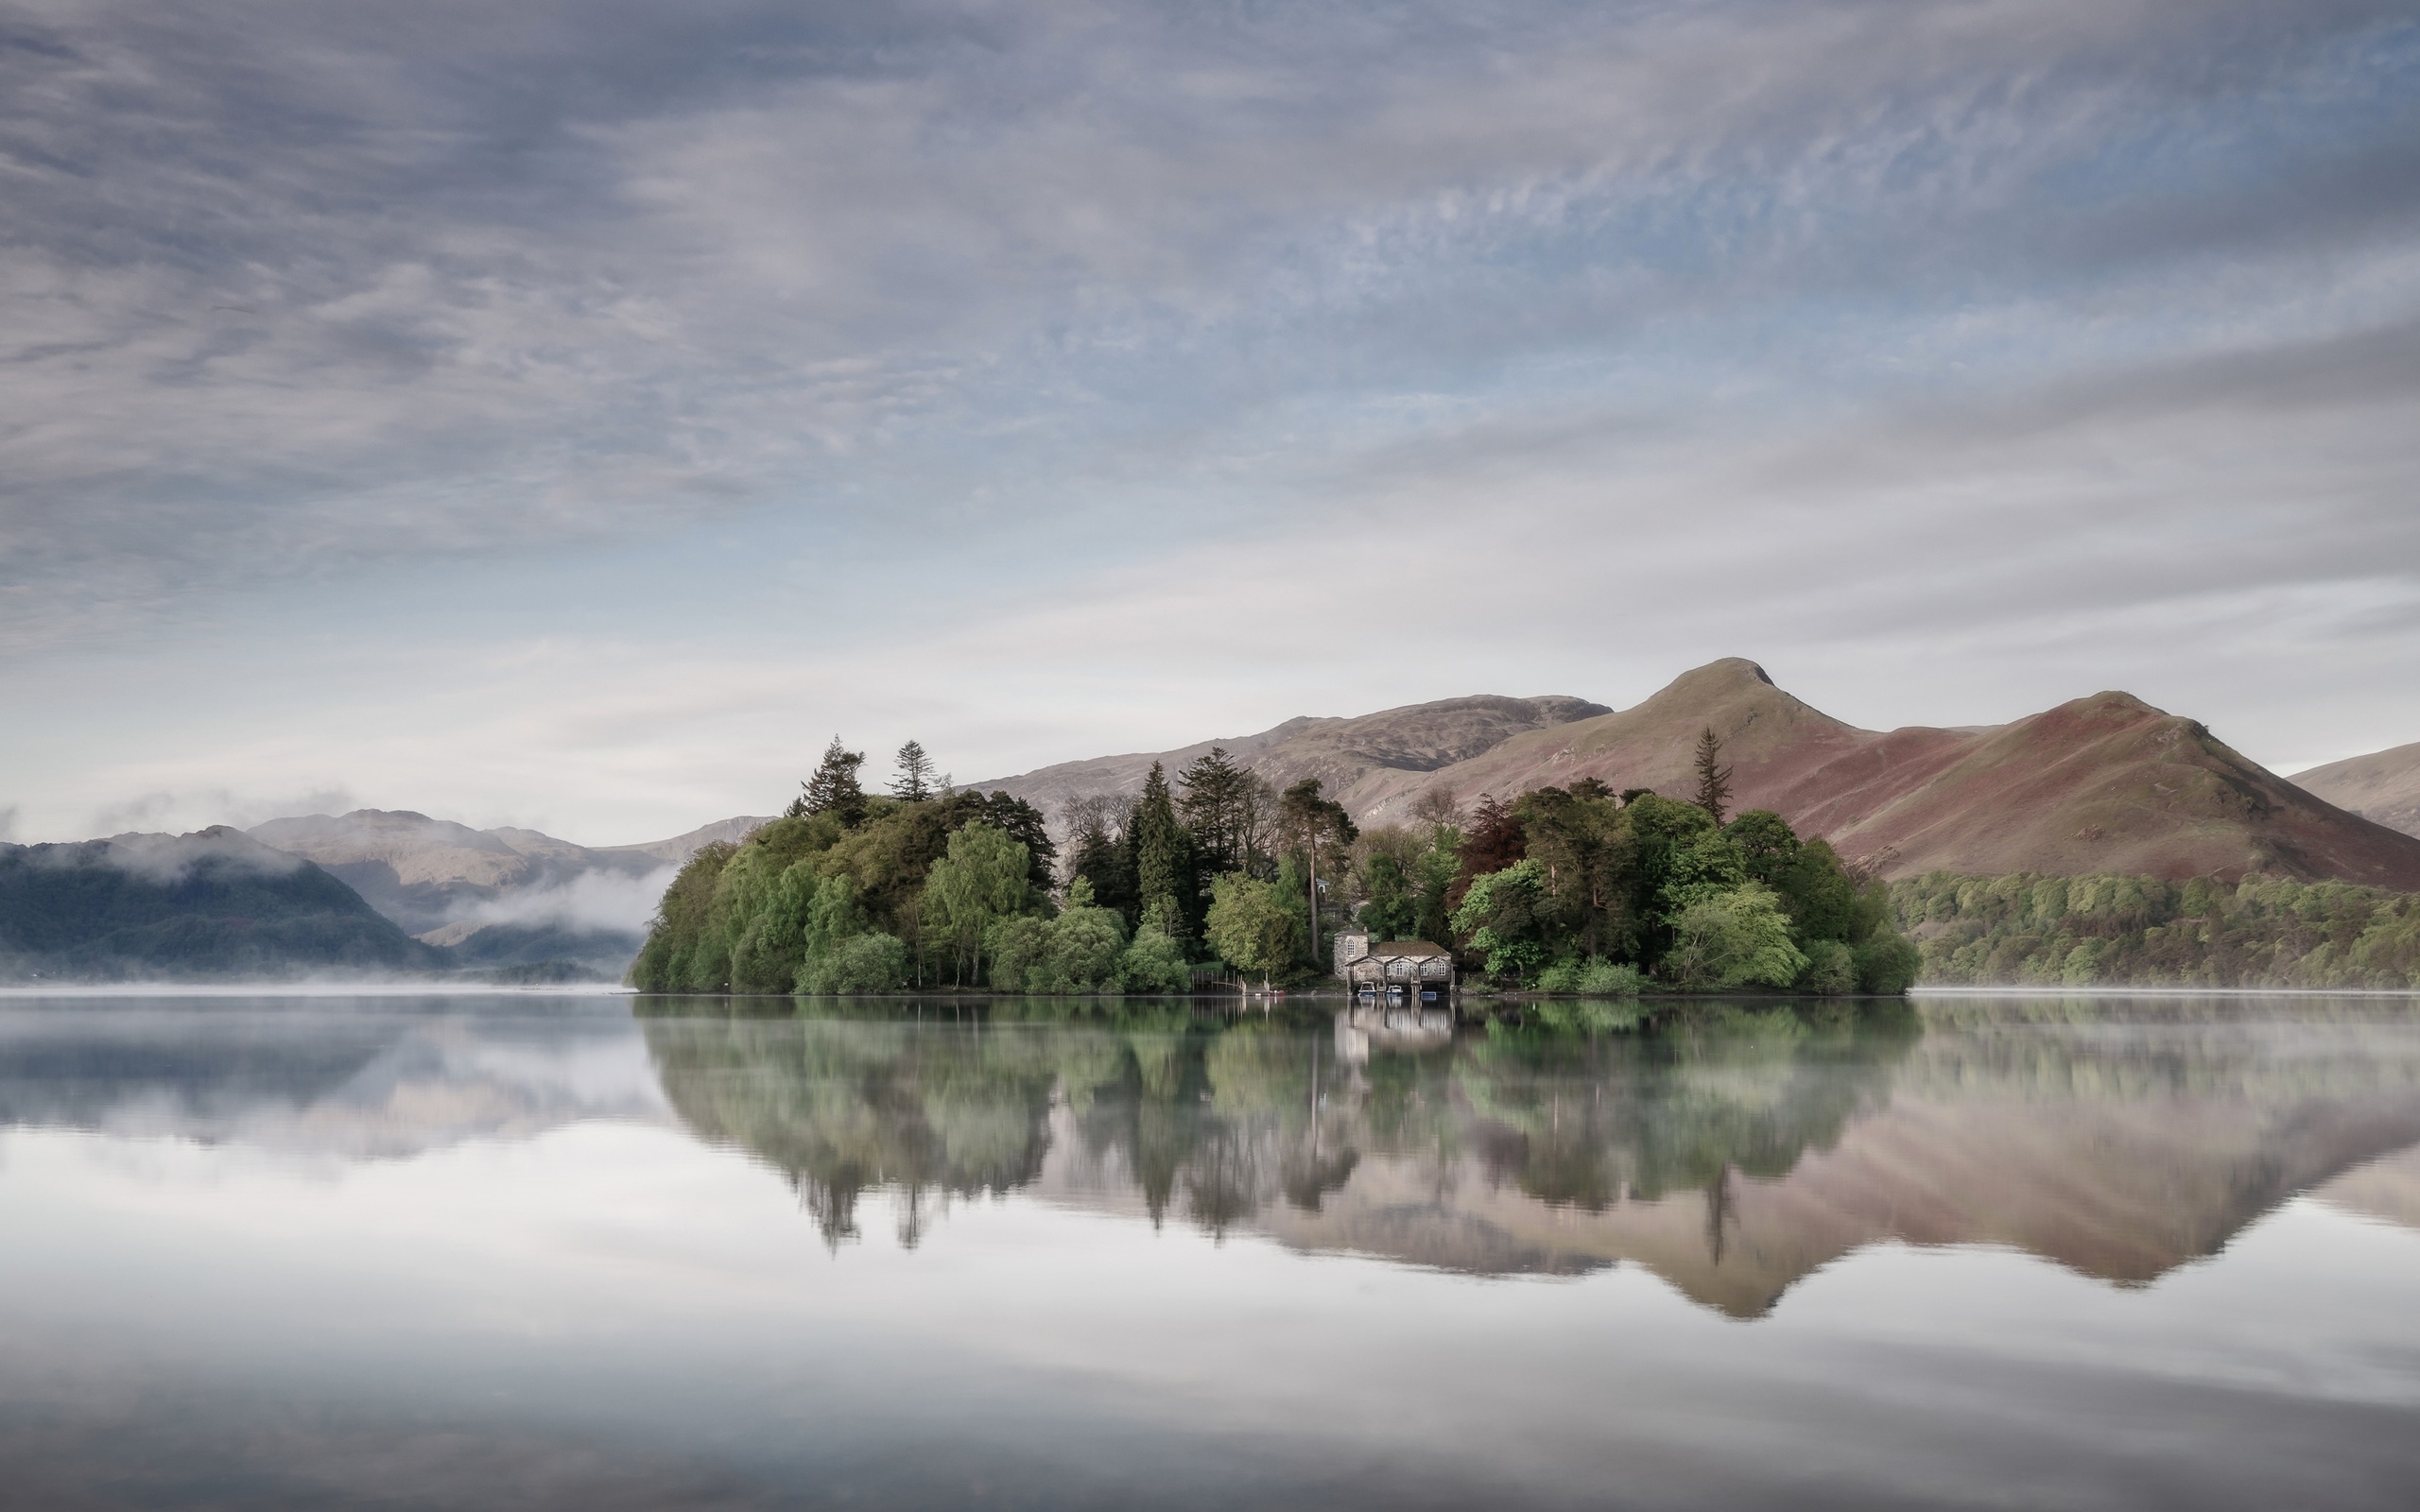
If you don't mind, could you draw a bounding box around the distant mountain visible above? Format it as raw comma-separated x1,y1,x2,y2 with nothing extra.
976,658,2420,889
245,809,703,973
0,827,440,981
597,815,773,866
2292,741,2420,839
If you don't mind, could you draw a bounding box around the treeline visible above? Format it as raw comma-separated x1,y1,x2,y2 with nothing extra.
1892,871,2420,988
632,727,1920,996
1360,756,1919,995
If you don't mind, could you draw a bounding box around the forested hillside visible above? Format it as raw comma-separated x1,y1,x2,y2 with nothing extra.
1893,872,2420,988
0,828,441,980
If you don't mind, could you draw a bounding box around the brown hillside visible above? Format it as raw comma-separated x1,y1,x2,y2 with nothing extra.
976,658,2420,888
973,694,1608,821
2293,740,2420,839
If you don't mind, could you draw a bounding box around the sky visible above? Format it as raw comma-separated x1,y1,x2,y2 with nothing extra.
4,0,2418,848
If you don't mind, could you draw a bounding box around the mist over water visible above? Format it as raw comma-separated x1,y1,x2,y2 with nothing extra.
1,991,2416,1508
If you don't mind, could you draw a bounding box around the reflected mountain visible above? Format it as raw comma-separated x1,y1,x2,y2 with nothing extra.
641,995,2420,1315
0,998,670,1159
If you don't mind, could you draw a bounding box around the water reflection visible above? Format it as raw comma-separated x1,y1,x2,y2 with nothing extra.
641,994,2420,1315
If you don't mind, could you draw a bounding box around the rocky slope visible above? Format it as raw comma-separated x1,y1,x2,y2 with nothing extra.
2293,741,2420,839
971,694,1609,824
976,659,2420,888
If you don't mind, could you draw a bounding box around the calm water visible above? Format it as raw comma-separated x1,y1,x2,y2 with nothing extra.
2,991,2417,1509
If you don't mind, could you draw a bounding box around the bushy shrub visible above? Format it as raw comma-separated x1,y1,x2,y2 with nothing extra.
1118,923,1192,993
1796,938,1857,995
1535,957,1644,995
797,932,908,994
1852,933,1922,995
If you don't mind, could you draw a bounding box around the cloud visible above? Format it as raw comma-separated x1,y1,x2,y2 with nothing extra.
2,0,2415,654
455,866,677,935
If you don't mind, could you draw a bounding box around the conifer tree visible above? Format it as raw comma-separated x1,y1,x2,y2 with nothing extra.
1277,778,1357,962
792,736,868,825
1692,728,1735,826
1177,746,1254,874
1131,761,1197,940
891,739,936,801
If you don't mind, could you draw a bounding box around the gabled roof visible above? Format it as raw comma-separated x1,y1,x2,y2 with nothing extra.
1367,941,1449,957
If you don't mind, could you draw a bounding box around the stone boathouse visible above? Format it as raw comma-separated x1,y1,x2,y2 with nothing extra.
1333,931,1456,1002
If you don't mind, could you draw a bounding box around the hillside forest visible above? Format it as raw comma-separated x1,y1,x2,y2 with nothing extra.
629,731,1923,997
1893,871,2420,988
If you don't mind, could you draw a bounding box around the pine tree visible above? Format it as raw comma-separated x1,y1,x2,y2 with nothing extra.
891,739,935,801
792,736,868,825
1693,727,1735,826
1131,761,1197,940
1277,778,1357,963
1177,746,1254,874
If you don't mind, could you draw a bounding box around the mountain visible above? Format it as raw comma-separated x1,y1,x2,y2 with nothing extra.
971,694,1610,822
2292,741,2420,839
975,658,2420,888
243,809,708,973
0,828,440,981
598,815,773,866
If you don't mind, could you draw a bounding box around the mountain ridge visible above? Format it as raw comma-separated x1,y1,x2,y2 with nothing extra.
967,658,2420,889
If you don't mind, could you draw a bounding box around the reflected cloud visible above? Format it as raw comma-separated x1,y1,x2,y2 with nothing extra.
0,998,672,1160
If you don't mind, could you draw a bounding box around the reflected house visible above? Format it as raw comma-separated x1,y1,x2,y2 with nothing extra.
1333,931,1455,1004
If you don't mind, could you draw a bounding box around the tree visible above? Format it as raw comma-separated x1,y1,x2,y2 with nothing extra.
1205,872,1305,991
1063,793,1137,919
918,821,1036,985
1450,858,1551,984
1409,785,1461,839
1693,728,1735,825
1357,850,1417,941
1452,792,1527,918
1665,883,1806,990
1131,762,1197,939
891,740,937,801
1177,747,1257,874
1278,778,1357,960
793,737,869,826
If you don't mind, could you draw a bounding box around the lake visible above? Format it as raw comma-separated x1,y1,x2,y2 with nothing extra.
1,990,2416,1509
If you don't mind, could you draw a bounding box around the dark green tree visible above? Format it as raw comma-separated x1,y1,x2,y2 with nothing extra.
1357,850,1417,941
1177,747,1258,875
1131,762,1198,940
792,737,869,826
1278,778,1357,962
1725,810,1799,887
1693,728,1735,825
891,739,936,801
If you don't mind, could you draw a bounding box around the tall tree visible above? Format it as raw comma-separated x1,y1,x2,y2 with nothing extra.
1131,762,1197,939
1456,794,1527,886
792,737,869,825
1693,727,1735,826
1177,747,1256,874
891,739,936,801
1277,778,1357,959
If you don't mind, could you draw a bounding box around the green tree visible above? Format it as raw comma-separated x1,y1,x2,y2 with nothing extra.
1693,727,1735,825
1177,747,1257,875
1119,923,1192,993
919,821,1037,985
1357,850,1417,940
891,740,937,801
1450,857,1552,984
1204,872,1305,991
1131,762,1197,940
1666,883,1806,990
1278,778,1357,961
792,737,869,826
